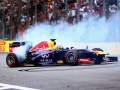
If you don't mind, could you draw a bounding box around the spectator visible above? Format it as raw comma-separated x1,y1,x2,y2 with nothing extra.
0,0,119,39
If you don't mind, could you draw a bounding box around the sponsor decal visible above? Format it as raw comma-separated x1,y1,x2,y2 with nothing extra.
0,41,6,51
41,53,49,58
79,59,90,61
0,45,5,51
40,59,53,62
57,60,63,64
0,41,6,45
78,58,90,63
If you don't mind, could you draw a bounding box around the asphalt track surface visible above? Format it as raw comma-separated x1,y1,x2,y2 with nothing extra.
0,53,120,90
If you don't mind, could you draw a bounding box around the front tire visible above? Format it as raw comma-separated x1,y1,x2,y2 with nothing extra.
65,51,78,66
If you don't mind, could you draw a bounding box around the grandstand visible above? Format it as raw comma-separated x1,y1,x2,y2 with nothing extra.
0,0,119,39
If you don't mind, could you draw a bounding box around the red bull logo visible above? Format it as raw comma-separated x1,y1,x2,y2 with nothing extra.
29,41,49,52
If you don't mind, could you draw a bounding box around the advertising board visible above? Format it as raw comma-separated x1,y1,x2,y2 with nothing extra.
0,40,13,52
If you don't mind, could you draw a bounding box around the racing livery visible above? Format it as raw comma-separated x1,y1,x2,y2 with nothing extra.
6,39,118,67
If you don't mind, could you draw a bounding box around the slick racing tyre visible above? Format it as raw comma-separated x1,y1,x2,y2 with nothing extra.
6,53,22,67
65,51,78,66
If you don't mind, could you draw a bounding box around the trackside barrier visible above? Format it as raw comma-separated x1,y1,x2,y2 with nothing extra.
0,40,14,52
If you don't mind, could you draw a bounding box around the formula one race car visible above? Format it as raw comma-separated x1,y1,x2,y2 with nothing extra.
6,39,113,67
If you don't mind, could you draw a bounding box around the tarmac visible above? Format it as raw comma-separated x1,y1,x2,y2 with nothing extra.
0,53,120,90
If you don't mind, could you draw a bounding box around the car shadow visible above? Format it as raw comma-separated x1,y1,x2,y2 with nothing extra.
17,61,119,72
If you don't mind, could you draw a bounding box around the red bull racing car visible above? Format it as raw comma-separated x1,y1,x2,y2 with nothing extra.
6,39,118,67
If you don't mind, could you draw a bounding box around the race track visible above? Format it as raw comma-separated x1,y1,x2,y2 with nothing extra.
0,53,120,90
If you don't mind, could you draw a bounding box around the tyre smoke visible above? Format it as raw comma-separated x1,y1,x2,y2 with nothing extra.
15,12,120,45
14,12,120,58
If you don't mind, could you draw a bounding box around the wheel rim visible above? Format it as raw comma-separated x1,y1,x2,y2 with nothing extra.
7,56,15,65
68,54,75,62
66,52,76,64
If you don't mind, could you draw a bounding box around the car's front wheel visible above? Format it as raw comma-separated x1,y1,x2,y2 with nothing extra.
65,51,79,66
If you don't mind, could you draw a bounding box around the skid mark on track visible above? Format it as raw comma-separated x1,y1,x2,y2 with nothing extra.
0,83,40,90
18,62,120,72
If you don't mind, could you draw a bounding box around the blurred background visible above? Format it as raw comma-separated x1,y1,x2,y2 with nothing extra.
0,0,119,40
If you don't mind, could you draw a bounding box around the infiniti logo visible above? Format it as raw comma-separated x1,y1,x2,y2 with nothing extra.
42,53,49,58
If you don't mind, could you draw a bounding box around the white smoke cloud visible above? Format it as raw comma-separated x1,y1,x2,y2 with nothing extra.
16,14,120,44
13,12,120,58
12,42,32,59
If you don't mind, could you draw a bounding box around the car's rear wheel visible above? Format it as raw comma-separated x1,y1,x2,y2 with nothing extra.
65,51,78,66
6,53,22,67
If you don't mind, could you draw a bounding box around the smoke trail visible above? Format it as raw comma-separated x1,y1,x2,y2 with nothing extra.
14,12,120,58
15,13,120,44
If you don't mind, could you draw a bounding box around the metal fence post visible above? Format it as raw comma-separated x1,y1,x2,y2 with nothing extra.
65,0,68,22
102,0,106,17
117,0,120,10
117,0,120,42
29,0,33,25
77,0,80,23
53,0,56,23
2,1,5,39
90,0,93,16
26,0,29,28
43,0,46,22
106,0,109,19
35,0,37,23
10,0,13,39
18,0,21,33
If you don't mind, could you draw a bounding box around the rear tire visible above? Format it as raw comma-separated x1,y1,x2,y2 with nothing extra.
6,53,22,67
65,51,78,66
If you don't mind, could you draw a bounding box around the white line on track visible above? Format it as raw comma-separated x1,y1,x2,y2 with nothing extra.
0,83,40,90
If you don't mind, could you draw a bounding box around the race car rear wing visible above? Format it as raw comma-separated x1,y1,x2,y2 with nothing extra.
9,41,32,52
9,41,32,47
9,42,26,47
